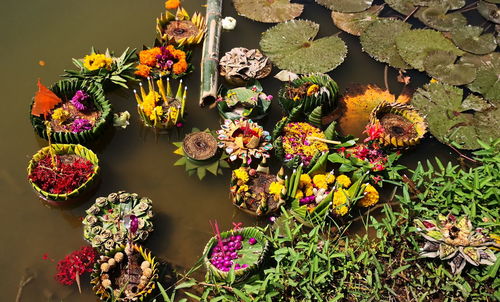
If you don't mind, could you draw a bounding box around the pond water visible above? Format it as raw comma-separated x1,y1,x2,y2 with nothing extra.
0,0,458,301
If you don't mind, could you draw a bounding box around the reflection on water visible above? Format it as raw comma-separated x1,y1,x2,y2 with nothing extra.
0,0,457,301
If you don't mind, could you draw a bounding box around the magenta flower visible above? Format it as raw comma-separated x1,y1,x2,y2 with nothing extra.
70,90,89,111
71,119,92,133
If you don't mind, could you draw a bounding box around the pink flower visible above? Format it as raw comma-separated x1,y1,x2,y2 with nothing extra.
363,123,383,143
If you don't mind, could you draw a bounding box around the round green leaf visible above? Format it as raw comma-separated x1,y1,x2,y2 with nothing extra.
259,20,347,74
315,0,373,13
451,26,497,55
384,0,417,15
331,5,383,36
477,1,500,24
416,6,467,32
460,94,494,112
395,29,464,71
423,50,476,85
232,0,304,23
458,52,500,68
413,0,466,9
360,18,412,69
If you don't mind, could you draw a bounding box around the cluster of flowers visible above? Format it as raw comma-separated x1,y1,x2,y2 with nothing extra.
55,246,98,285
83,53,113,71
232,167,250,194
332,179,379,216
344,124,388,172
209,234,256,272
51,90,93,133
286,82,320,101
29,154,95,194
135,45,188,78
282,122,328,166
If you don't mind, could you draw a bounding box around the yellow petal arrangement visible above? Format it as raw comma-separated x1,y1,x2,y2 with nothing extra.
134,77,186,130
156,7,206,46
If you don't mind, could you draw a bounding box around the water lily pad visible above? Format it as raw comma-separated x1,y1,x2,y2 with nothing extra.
460,94,494,112
478,1,500,24
315,0,373,13
412,81,499,149
458,52,500,68
395,29,464,71
468,66,500,102
331,5,383,36
413,0,466,9
451,26,497,55
233,0,304,23
423,50,476,85
260,20,347,74
360,19,412,69
417,6,467,32
384,0,417,15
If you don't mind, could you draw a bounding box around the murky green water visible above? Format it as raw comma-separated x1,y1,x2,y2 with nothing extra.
0,1,457,301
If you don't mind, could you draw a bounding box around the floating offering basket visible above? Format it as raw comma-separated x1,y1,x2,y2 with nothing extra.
91,243,159,301
369,101,427,148
83,191,154,252
230,160,286,217
203,227,270,282
216,81,272,120
134,77,186,131
27,144,99,204
219,47,272,86
30,79,112,144
156,7,206,46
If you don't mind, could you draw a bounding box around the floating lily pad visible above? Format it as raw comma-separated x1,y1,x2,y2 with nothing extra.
331,5,383,36
417,6,467,32
384,0,417,15
451,26,497,55
478,1,500,24
412,82,499,149
233,0,304,23
360,19,412,69
461,94,494,112
315,0,373,13
423,50,476,85
413,0,466,9
395,29,464,71
458,52,500,68
260,20,347,74
468,66,500,102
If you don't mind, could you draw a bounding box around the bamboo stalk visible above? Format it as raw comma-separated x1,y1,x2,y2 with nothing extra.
307,136,341,145
199,0,223,107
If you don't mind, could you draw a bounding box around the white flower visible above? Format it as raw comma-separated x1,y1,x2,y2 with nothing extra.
222,17,237,30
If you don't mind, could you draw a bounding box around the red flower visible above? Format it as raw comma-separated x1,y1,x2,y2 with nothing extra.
363,123,384,143
42,253,49,260
55,246,98,286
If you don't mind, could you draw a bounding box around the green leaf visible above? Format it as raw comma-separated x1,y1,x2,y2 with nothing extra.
232,288,252,302
233,0,303,23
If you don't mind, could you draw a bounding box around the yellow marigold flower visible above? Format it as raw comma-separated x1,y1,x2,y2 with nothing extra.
333,188,349,206
358,184,380,207
299,174,312,188
51,108,69,123
150,106,163,122
305,185,314,197
139,48,161,66
326,173,335,184
83,53,113,71
269,181,284,196
333,205,348,216
141,91,160,118
295,190,304,199
173,59,188,75
135,64,151,78
165,0,180,10
312,174,328,190
237,185,249,193
233,167,249,184
336,175,351,188
306,84,320,96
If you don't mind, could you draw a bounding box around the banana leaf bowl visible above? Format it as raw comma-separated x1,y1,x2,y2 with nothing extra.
30,79,112,144
203,227,270,283
91,243,159,302
27,144,100,204
216,81,272,121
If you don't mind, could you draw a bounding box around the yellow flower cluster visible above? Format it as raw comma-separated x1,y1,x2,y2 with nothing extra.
237,185,249,193
282,122,328,159
268,181,284,197
140,91,161,121
358,184,379,207
51,108,70,123
83,53,113,71
332,188,349,216
306,84,320,96
336,175,351,188
295,172,336,201
233,167,249,184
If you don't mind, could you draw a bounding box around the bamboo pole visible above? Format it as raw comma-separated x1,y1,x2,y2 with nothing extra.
199,0,223,107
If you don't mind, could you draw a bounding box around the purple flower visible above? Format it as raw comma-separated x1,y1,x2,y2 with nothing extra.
124,215,139,235
156,47,175,70
248,238,257,245
71,118,92,133
70,90,89,111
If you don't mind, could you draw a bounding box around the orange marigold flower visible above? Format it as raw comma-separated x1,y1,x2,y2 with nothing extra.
139,48,161,66
135,64,151,78
173,59,188,74
165,0,181,10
